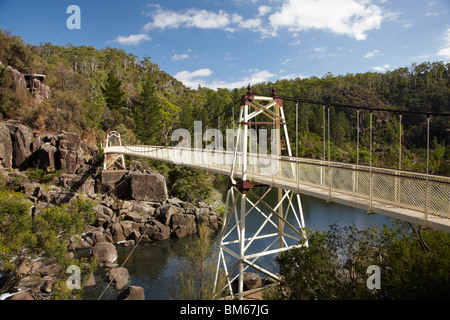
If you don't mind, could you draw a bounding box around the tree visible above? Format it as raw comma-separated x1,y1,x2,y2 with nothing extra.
265,222,450,300
170,223,224,300
0,190,97,299
132,78,158,143
101,69,126,113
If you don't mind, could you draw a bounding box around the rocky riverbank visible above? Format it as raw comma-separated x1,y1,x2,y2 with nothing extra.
0,121,223,300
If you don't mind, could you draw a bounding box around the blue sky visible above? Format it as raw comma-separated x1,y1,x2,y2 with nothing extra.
1,0,449,90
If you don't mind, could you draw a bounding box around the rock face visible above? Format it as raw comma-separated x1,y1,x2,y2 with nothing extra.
92,242,118,267
106,267,129,290
114,170,168,203
116,286,145,300
232,273,263,292
0,120,95,174
6,66,27,91
6,122,34,169
130,171,168,202
0,124,13,168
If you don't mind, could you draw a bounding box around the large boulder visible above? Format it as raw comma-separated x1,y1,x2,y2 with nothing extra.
6,66,27,90
140,220,171,241
157,204,185,226
34,142,57,170
116,286,145,300
5,291,35,300
129,171,168,202
55,148,79,174
0,124,12,168
92,242,118,267
232,272,263,292
7,122,34,169
106,267,129,291
110,222,126,243
58,132,81,152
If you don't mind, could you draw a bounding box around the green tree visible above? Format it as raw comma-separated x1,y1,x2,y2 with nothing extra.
132,78,158,143
0,191,97,299
101,69,126,113
266,222,450,300
170,223,224,300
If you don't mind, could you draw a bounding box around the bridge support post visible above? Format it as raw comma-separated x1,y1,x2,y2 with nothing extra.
214,86,307,300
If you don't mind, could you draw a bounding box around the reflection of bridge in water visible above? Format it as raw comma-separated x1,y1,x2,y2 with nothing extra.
103,86,449,299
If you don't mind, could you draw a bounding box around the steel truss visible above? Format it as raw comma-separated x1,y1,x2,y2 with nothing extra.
103,130,126,170
214,86,307,300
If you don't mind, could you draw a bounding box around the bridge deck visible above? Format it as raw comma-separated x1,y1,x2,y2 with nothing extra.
104,145,450,232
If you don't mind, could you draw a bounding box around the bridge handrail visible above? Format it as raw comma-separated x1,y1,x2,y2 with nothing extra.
104,145,450,219
104,145,450,184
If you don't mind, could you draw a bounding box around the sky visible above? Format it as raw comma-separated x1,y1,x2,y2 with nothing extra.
0,0,449,90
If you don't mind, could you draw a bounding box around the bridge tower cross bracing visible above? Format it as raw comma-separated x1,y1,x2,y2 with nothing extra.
103,130,126,170
214,85,308,300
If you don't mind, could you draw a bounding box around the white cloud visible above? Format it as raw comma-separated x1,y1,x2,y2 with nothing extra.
289,39,302,46
314,46,327,52
436,28,450,60
279,73,308,80
144,7,247,32
364,49,381,58
113,34,151,46
174,68,275,90
372,64,390,72
258,5,271,16
268,0,384,40
172,53,189,61
143,1,387,40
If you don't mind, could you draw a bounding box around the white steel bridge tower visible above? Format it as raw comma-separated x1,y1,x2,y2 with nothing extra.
214,85,307,300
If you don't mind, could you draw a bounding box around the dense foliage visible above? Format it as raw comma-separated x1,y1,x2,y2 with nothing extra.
0,188,97,299
265,222,450,300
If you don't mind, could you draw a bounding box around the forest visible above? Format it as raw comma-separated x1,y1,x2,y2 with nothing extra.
0,28,448,177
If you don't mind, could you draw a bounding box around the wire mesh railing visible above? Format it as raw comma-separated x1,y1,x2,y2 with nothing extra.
104,145,449,220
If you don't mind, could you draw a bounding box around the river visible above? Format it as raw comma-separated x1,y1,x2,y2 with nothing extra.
83,186,393,300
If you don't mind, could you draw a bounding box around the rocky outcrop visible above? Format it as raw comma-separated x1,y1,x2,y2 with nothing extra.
6,121,34,169
31,77,51,99
5,66,27,91
0,123,13,168
112,168,168,203
3,64,50,99
77,194,221,246
1,120,96,174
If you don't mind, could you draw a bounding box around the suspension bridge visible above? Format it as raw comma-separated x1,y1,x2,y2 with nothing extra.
103,85,450,300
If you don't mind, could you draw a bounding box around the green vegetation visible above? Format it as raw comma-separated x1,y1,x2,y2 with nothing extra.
264,222,450,300
25,168,63,184
170,223,225,300
0,189,97,299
